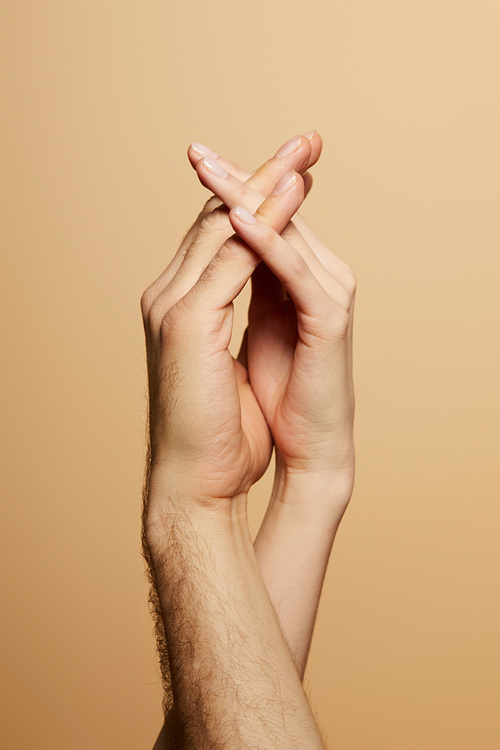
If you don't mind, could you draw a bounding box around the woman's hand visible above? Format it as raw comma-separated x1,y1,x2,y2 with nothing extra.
234,204,356,510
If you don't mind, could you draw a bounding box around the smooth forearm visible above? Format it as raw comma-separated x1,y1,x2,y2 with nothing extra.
145,481,326,750
254,464,354,679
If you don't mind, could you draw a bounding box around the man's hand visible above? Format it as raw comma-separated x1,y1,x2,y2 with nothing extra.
141,178,310,519
141,135,320,517
141,150,329,748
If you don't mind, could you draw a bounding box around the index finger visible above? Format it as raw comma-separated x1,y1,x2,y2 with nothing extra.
188,131,323,191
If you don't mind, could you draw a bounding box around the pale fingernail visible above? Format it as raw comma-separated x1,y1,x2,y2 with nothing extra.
234,206,257,225
191,142,219,159
202,156,228,177
271,170,296,195
275,135,302,158
303,130,316,140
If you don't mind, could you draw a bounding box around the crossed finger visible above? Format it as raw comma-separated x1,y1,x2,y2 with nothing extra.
188,132,321,199
146,171,308,334
143,135,321,325
152,172,307,343
228,203,351,344
188,146,354,312
188,135,356,363
175,132,317,269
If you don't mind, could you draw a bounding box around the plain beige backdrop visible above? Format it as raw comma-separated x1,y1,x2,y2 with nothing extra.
1,1,499,748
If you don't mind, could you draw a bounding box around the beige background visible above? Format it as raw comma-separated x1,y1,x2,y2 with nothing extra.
1,1,499,748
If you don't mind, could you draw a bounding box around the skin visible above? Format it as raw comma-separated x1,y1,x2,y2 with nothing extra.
141,133,356,748
187,134,357,673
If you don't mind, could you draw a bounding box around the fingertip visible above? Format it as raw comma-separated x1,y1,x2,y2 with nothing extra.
304,130,322,145
303,171,313,197
187,143,199,168
303,131,323,166
274,134,303,159
188,141,219,166
198,155,228,178
291,169,306,199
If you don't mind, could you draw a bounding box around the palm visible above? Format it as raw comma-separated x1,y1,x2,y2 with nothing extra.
185,342,273,498
246,301,295,414
244,295,307,466
241,265,327,471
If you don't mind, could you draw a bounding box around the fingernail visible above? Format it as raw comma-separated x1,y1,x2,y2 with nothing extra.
233,206,257,225
202,156,228,178
271,170,296,195
191,142,219,159
303,130,316,140
275,135,302,158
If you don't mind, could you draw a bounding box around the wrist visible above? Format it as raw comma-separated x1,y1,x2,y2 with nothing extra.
144,466,250,556
270,455,355,524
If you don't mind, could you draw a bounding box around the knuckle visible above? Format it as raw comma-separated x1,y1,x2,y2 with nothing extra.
218,237,242,262
140,286,156,319
148,297,169,331
159,316,174,345
287,251,308,278
327,305,350,339
159,296,197,344
344,267,357,297
202,195,222,215
336,259,356,296
159,305,181,343
338,288,352,312
198,206,229,235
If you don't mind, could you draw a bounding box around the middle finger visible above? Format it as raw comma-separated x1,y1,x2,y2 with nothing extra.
191,133,316,217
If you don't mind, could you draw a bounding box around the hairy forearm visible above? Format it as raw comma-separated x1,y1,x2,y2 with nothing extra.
145,482,326,750
254,464,354,679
